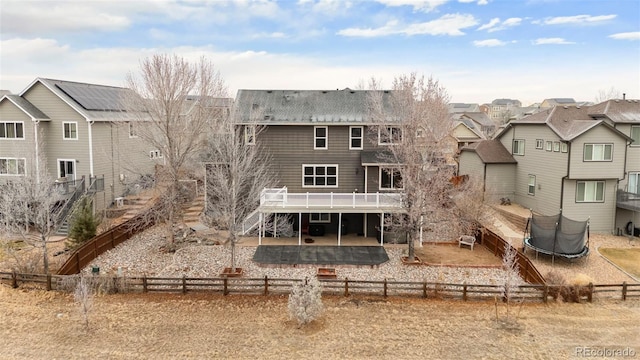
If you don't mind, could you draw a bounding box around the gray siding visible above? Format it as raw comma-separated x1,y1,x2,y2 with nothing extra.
568,125,626,180
562,179,617,233
258,125,367,193
0,101,35,164
616,124,640,191
458,151,485,181
485,164,516,201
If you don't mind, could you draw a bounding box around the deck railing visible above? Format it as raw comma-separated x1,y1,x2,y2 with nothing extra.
616,189,640,212
260,188,403,210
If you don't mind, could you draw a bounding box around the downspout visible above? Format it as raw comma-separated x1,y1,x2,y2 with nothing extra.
482,163,487,202
560,142,570,211
87,120,94,176
34,120,40,184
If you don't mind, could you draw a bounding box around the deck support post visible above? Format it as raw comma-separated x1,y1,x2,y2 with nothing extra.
298,212,302,245
338,212,342,246
258,212,262,245
380,212,384,246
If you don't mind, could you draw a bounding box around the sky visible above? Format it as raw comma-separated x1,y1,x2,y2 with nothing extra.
1,0,639,105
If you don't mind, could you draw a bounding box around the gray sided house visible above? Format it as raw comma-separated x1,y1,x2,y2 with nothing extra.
229,88,407,245
458,99,640,234
0,78,158,223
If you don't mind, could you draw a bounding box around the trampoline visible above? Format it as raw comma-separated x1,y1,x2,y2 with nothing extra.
523,212,589,261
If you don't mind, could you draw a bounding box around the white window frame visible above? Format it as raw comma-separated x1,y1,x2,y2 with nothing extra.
379,167,403,190
57,158,76,179
553,141,560,152
310,213,331,223
628,172,640,195
150,150,163,159
0,121,25,140
349,126,363,150
631,125,640,147
512,139,525,155
535,139,543,149
378,126,402,145
128,122,138,138
528,175,536,195
314,126,328,150
561,143,568,153
545,141,552,152
584,143,613,162
63,121,78,140
576,181,605,203
244,126,256,145
0,157,26,176
302,164,338,188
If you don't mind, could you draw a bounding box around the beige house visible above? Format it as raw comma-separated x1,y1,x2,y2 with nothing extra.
0,78,158,225
459,99,640,234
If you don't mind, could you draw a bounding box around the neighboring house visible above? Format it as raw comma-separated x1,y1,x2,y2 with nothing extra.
0,78,158,223
540,98,577,108
485,99,522,124
230,88,410,245
450,116,486,149
458,99,640,233
458,139,516,201
448,103,480,113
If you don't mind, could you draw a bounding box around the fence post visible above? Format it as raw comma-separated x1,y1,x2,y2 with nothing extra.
344,277,349,297
622,282,627,301
142,276,148,293
422,282,427,298
264,275,268,296
223,277,228,296
543,285,548,303
11,271,17,288
46,274,52,291
462,283,467,301
182,276,187,294
587,283,593,302
383,278,387,297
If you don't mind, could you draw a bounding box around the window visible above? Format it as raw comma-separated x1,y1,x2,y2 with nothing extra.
380,168,403,190
378,126,402,145
58,159,75,179
310,213,331,223
561,143,568,153
545,141,552,152
150,150,163,159
528,175,536,195
244,126,256,145
535,139,544,149
314,126,328,149
576,181,604,202
631,126,640,146
0,122,24,139
584,144,612,161
63,122,78,140
628,172,640,195
349,126,363,150
553,141,560,152
303,165,338,187
512,139,525,155
0,158,26,175
128,122,137,138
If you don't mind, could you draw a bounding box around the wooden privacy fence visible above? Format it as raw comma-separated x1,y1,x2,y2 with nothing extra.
2,272,639,303
481,228,545,284
56,204,159,275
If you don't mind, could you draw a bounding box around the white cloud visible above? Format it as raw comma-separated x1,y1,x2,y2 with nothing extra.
338,13,478,37
477,17,521,32
375,0,449,13
299,0,353,14
536,14,617,25
472,39,506,47
609,32,640,41
459,0,488,4
533,38,575,45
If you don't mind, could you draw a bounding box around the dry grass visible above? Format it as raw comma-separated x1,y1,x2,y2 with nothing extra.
599,248,640,279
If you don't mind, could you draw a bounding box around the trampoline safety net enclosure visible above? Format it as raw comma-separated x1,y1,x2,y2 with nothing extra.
524,213,589,259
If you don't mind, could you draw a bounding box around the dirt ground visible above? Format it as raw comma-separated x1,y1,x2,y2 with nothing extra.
0,285,638,360
416,243,502,266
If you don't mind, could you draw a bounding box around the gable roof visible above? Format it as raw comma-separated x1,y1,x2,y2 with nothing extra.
234,88,394,125
448,103,480,113
451,119,485,141
0,95,50,121
20,78,138,122
458,112,494,128
588,99,640,124
461,139,516,164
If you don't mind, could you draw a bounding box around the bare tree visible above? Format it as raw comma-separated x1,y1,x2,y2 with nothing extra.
595,87,622,102
368,73,464,261
0,137,65,274
203,110,276,272
124,54,228,243
499,242,522,324
288,277,324,327
74,275,93,331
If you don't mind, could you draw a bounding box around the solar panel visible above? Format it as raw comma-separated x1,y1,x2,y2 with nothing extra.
55,83,129,111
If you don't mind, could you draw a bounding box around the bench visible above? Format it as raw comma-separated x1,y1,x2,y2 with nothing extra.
458,235,476,251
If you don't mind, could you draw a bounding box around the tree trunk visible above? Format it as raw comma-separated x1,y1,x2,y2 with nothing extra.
42,234,49,274
407,232,415,261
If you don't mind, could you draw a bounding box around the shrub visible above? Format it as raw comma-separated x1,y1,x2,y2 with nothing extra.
288,277,323,327
67,197,100,249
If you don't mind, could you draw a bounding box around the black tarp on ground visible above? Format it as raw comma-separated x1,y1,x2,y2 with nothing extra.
252,246,389,266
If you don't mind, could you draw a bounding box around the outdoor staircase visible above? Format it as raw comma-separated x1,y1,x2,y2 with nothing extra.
492,206,529,233
183,195,206,230
56,220,70,236
118,195,155,223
